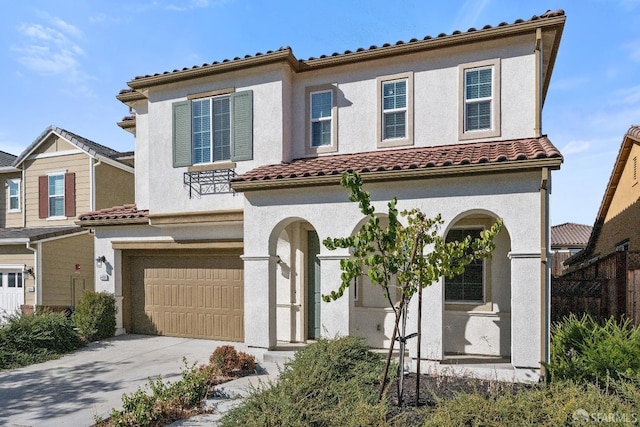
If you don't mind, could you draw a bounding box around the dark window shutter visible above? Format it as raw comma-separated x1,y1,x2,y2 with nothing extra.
231,90,253,161
64,172,76,217
172,100,192,167
38,175,48,218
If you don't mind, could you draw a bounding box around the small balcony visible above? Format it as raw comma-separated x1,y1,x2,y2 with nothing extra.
183,168,236,198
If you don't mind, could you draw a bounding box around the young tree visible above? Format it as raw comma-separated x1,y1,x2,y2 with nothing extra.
323,172,502,404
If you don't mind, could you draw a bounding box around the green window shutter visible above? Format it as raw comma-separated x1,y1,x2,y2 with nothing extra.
172,100,192,167
231,90,253,161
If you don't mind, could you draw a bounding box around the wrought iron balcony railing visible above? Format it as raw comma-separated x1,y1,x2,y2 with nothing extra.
183,168,236,198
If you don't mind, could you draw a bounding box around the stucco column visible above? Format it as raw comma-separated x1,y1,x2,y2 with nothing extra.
408,280,443,368
509,252,542,369
317,254,350,338
242,255,278,349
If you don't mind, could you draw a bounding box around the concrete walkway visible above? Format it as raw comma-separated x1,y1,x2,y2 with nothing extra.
0,335,284,427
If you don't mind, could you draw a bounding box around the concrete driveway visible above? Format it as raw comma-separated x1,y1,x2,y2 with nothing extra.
0,334,268,427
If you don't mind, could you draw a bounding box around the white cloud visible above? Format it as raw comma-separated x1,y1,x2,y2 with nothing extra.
137,0,231,12
624,39,640,62
610,85,640,106
561,140,591,155
550,76,589,91
452,0,491,30
13,16,85,78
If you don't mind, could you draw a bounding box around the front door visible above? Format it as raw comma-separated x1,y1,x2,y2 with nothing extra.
307,231,321,340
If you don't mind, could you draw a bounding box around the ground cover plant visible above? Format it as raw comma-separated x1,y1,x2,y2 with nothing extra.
96,345,257,427
0,310,85,369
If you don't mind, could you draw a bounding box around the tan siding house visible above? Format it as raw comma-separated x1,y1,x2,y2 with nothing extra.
0,127,134,317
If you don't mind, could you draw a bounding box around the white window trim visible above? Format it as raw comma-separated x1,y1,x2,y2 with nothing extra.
47,171,66,220
191,94,233,165
458,58,501,140
377,72,414,148
305,84,338,155
444,226,487,305
7,178,20,213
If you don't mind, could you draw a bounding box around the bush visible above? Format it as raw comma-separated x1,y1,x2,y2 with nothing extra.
0,311,85,369
419,380,640,427
72,291,116,342
101,360,211,427
220,336,390,427
546,314,640,382
209,345,256,377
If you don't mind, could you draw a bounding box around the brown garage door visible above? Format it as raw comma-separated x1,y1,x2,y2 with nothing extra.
128,254,243,341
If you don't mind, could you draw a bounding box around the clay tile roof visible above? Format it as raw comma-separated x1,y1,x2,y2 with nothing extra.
0,150,17,167
551,223,592,247
126,10,564,87
77,204,149,225
232,136,562,189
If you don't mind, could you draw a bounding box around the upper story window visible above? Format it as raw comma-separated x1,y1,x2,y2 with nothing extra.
383,79,407,139
377,72,413,148
311,91,333,147
172,89,253,167
38,172,75,219
305,85,338,155
7,179,20,212
444,228,484,303
459,59,501,140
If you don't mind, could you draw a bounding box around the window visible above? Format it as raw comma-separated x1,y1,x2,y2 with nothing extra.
38,172,75,219
7,179,20,212
459,59,501,140
383,79,407,139
444,228,484,303
49,174,65,217
7,272,23,288
377,72,413,147
616,241,630,252
311,90,333,147
172,90,253,167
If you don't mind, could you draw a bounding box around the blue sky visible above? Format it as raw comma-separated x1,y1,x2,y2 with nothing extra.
1,1,639,226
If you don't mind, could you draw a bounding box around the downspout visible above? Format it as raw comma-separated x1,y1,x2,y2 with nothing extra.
25,242,39,311
540,167,550,376
534,28,543,137
90,157,102,211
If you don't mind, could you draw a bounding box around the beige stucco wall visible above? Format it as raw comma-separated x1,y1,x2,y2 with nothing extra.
2,171,22,227
40,233,94,307
24,150,90,226
0,246,36,306
94,163,134,210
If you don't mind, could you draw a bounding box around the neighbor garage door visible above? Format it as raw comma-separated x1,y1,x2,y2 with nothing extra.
128,253,243,341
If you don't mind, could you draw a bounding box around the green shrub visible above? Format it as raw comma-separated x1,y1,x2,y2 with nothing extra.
101,360,211,427
72,291,116,342
546,314,640,382
418,380,640,427
0,311,85,369
220,336,390,427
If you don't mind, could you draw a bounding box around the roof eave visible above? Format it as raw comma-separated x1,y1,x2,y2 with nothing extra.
231,157,562,192
76,217,150,227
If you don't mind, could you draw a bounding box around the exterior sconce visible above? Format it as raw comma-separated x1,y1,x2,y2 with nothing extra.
276,255,283,264
24,267,35,278
95,255,106,267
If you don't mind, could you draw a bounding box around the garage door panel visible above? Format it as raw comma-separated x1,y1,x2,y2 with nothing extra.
130,255,243,341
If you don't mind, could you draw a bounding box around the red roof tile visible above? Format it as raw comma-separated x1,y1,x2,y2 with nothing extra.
77,204,149,224
232,136,562,188
551,223,592,247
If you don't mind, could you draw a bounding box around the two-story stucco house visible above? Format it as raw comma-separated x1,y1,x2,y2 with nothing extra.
79,10,565,381
0,126,134,317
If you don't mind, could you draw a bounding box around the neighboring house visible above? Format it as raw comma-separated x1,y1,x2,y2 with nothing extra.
0,126,134,317
550,223,592,277
78,10,565,381
561,125,640,323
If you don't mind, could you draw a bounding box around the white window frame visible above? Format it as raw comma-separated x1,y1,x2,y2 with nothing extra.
47,171,66,219
191,94,232,165
377,72,413,148
305,84,338,154
444,227,486,304
7,178,20,213
458,59,501,140
310,90,333,148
